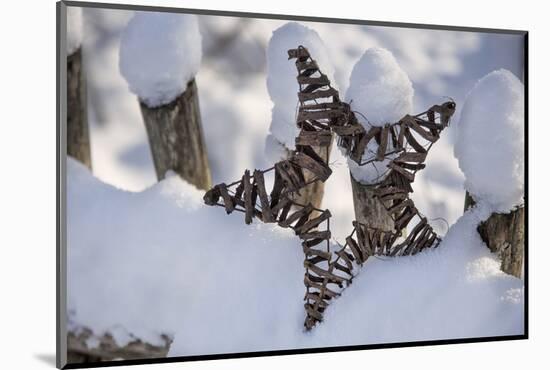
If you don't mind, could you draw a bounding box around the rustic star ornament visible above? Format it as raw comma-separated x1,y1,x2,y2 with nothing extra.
203,46,456,330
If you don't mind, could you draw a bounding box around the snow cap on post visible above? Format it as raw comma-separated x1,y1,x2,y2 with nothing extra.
66,6,83,55
265,22,335,156
454,69,524,213
345,47,413,184
119,12,202,108
346,47,413,128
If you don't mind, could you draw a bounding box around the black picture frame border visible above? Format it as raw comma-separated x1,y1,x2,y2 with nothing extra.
56,1,529,369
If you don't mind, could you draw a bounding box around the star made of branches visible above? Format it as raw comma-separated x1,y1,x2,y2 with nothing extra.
204,46,456,330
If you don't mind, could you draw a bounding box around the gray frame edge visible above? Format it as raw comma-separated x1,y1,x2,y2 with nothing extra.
57,1,68,369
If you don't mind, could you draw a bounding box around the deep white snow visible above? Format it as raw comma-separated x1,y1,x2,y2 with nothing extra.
344,48,413,184
119,12,202,108
67,158,523,356
454,69,524,213
265,22,336,154
67,158,302,348
66,6,83,55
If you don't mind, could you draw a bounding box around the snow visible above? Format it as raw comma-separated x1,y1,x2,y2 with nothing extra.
119,12,202,108
347,139,398,185
343,48,413,184
264,133,289,163
67,157,523,356
67,158,302,348
66,6,82,55
265,22,336,151
345,48,414,128
82,10,524,236
454,69,524,213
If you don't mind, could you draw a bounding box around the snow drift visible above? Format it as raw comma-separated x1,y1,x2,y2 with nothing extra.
67,158,523,357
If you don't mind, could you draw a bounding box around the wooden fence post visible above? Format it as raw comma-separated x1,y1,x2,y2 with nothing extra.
67,47,92,169
139,78,212,190
292,141,332,210
465,192,524,278
342,48,414,234
67,325,171,364
265,23,338,210
350,174,395,232
478,207,524,278
456,69,525,279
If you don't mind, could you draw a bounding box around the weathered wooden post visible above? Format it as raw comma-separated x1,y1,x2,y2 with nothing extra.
478,206,524,277
296,143,332,209
265,22,337,210
342,48,415,231
66,7,92,169
67,324,172,364
456,69,525,278
464,192,525,277
138,79,211,189
266,135,332,211
349,175,394,231
119,12,211,190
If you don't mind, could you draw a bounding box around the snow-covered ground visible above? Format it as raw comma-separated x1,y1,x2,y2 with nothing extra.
68,6,525,356
67,158,523,356
67,154,523,355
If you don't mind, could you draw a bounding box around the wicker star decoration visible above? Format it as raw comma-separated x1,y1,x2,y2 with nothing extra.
203,46,456,330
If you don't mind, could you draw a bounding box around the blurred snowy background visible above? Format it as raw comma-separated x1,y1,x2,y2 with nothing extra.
80,8,524,241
